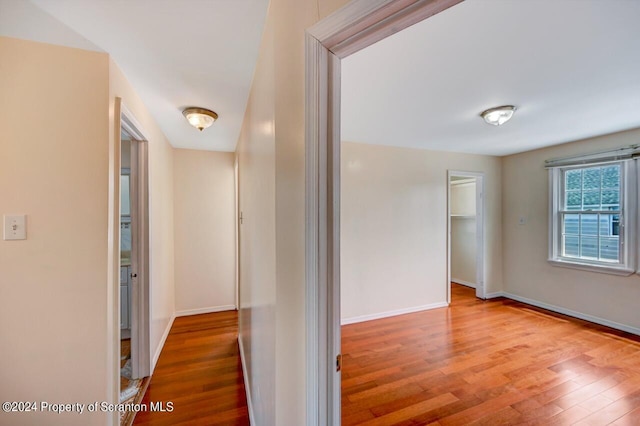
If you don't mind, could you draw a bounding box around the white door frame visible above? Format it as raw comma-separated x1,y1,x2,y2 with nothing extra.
117,99,151,380
305,0,463,423
447,170,486,301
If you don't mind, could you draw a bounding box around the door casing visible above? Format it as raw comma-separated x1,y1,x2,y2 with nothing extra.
116,99,151,382
305,0,464,424
447,170,486,302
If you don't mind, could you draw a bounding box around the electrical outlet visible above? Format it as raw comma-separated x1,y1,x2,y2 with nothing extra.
3,215,26,240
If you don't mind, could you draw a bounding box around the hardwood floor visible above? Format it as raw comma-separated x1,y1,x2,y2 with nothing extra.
130,288,639,425
134,311,249,426
341,284,640,425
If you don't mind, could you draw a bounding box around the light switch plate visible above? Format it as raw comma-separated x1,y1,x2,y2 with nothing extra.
4,215,27,240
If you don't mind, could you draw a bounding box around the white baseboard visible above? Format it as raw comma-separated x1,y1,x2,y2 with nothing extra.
175,304,236,317
238,337,255,425
488,291,640,336
452,278,476,289
486,291,505,299
152,313,176,373
341,301,449,325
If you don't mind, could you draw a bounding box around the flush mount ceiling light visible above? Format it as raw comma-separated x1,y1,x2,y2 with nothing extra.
182,107,218,131
480,105,516,126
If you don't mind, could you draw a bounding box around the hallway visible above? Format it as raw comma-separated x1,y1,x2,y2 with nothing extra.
134,311,249,425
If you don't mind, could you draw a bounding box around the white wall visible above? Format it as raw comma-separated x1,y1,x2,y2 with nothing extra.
451,181,477,286
173,149,236,315
502,127,640,331
341,142,503,322
0,36,110,425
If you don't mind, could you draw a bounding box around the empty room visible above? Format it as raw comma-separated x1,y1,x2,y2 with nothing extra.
338,1,640,424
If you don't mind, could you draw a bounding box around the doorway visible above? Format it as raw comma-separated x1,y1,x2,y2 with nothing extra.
447,171,485,301
305,0,464,423
117,100,151,417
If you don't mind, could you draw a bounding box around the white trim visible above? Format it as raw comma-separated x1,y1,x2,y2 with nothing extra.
547,259,634,276
175,305,237,317
447,170,486,301
485,291,505,299
152,313,175,373
121,103,150,142
238,337,256,426
310,0,463,58
451,279,476,289
548,161,636,274
497,292,640,336
306,1,464,423
121,101,152,381
341,302,448,325
305,32,330,426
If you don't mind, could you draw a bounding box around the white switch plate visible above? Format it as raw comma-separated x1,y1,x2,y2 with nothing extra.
4,215,27,240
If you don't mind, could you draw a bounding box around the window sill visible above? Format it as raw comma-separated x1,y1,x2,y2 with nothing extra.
547,259,634,276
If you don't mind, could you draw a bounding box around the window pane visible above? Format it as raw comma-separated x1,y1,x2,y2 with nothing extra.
566,191,581,210
582,191,600,210
565,169,582,191
599,215,609,236
601,190,619,210
563,214,580,235
563,235,579,257
120,175,130,216
600,237,619,261
583,168,601,190
580,214,598,236
580,236,598,258
611,214,620,236
602,165,620,189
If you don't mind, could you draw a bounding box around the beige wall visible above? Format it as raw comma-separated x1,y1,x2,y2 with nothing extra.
109,59,176,374
0,37,110,425
173,149,236,314
341,142,503,322
451,181,477,285
237,3,277,423
237,0,351,424
502,127,640,331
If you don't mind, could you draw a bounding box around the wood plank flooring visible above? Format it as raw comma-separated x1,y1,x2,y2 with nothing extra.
130,287,639,425
133,311,249,426
341,284,640,425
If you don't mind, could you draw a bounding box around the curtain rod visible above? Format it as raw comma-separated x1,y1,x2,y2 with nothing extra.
544,144,640,168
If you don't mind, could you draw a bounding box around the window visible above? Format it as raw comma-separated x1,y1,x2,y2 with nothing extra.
549,161,635,275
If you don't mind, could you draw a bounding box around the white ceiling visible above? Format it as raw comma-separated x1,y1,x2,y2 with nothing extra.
3,0,639,156
0,0,269,152
342,0,640,156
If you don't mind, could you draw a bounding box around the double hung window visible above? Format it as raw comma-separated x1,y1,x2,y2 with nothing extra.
549,160,635,275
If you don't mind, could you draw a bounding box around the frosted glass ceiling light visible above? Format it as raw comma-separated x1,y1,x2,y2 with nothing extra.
183,107,218,131
481,105,516,126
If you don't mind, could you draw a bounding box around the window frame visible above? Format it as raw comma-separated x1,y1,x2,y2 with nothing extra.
548,160,636,276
